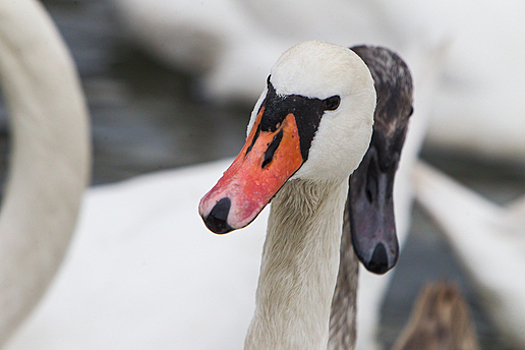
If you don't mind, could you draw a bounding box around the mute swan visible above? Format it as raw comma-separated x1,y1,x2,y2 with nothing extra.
329,45,414,350
343,45,414,274
414,161,525,349
199,40,377,349
351,41,443,350
0,0,90,346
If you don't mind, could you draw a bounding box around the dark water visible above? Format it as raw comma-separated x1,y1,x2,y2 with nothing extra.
1,0,524,349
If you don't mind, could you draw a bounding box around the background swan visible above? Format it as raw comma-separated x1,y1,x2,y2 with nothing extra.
111,0,428,104
112,0,525,162
414,161,525,349
5,160,267,350
351,42,442,350
0,0,90,346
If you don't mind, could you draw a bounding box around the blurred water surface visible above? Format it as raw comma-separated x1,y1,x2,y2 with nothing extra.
1,0,524,349
37,0,250,184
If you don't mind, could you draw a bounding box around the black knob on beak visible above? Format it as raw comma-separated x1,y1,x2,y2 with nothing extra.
203,197,234,234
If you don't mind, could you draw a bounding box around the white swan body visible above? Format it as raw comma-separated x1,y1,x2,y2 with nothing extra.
0,0,90,346
406,0,525,162
113,0,525,162
113,0,288,102
6,161,267,350
111,0,424,103
414,161,525,349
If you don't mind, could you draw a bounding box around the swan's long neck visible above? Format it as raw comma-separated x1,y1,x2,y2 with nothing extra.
245,178,350,350
0,0,90,345
328,200,359,350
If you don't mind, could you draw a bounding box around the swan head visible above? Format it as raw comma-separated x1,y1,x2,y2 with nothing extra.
348,45,413,274
199,40,375,234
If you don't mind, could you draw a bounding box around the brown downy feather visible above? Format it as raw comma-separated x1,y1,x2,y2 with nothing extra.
391,281,480,350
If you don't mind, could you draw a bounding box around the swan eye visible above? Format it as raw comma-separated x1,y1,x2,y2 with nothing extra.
322,95,340,111
408,106,414,117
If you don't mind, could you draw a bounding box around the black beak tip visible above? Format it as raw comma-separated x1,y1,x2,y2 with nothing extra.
202,197,234,234
364,243,391,275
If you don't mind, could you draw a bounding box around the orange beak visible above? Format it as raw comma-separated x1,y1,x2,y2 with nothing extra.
198,107,303,234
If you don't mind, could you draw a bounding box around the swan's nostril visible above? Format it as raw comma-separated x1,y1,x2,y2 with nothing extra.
367,243,389,274
204,197,233,234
